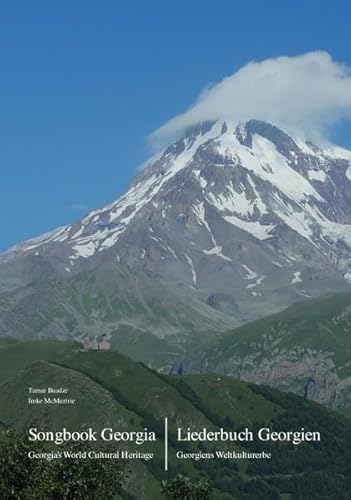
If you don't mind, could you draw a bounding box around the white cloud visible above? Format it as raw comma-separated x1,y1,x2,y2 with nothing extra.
151,52,351,144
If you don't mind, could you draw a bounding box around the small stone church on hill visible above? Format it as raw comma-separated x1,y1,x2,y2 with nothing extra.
82,334,111,352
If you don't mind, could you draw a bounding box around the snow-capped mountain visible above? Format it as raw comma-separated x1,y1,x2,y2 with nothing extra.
1,120,351,363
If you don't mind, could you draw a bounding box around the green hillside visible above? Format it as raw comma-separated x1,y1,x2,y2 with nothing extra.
0,339,350,498
190,292,351,416
0,258,233,369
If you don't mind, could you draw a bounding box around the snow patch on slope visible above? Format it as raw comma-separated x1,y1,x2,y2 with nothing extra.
216,130,322,203
291,271,302,284
242,265,258,280
247,275,265,289
223,215,275,240
193,169,208,188
203,245,231,262
193,202,232,261
207,180,267,218
185,254,197,286
308,170,327,183
71,241,97,259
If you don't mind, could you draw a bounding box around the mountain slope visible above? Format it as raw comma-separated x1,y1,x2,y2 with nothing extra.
184,292,351,416
0,339,350,498
1,120,351,360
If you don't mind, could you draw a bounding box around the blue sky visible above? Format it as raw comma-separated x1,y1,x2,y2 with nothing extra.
1,0,351,250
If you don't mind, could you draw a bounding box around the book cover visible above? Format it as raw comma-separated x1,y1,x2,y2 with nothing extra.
0,2,350,499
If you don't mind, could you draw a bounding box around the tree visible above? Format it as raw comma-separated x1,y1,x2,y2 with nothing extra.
0,427,45,499
161,474,213,499
0,427,128,500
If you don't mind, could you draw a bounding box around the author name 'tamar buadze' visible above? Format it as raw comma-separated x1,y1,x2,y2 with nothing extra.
28,426,320,446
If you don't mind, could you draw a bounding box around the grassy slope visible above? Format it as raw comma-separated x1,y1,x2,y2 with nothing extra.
189,293,351,416
0,259,233,370
211,293,351,362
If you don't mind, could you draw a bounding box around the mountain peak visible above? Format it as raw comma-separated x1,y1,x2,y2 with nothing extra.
2,119,351,266
234,119,298,151
0,117,351,348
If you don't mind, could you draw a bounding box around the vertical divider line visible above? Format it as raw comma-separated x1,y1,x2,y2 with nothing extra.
164,417,168,471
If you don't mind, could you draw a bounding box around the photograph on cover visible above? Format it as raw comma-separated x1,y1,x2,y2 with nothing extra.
0,1,350,499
